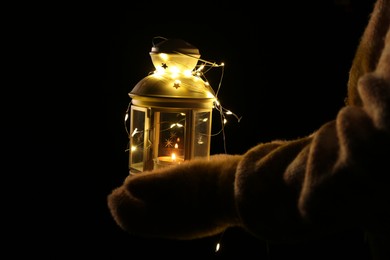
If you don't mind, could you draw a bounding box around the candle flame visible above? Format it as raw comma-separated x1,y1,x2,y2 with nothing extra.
171,153,176,161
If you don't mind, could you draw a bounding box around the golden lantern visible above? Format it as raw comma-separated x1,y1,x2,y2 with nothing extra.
127,38,217,174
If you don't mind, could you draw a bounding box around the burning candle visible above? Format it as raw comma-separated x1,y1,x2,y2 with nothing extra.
155,151,184,169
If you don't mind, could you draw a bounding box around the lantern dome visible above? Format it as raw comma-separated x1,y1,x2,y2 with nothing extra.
130,74,215,99
129,38,216,108
150,38,201,73
150,38,200,55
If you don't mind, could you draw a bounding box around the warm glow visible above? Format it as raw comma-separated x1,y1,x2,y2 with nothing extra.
159,53,168,61
131,128,138,137
183,70,192,77
196,64,205,72
206,91,215,98
169,66,180,74
154,67,165,76
215,242,220,252
126,38,242,175
170,123,184,128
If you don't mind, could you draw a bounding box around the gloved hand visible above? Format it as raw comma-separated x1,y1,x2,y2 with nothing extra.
108,154,243,239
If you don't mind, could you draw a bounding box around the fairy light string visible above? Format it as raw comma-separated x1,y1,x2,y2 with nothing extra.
123,40,242,254
124,47,241,154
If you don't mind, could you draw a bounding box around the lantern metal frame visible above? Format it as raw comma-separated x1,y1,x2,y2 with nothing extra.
127,38,216,175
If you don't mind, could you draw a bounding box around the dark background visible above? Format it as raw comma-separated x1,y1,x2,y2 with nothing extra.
20,0,378,259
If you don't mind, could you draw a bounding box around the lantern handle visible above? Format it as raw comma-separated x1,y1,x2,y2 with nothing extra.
152,36,168,47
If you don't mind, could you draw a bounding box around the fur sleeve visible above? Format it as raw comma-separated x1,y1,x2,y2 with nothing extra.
235,0,390,254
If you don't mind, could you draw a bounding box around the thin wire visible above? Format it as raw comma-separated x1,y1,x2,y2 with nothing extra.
124,46,242,156
152,36,168,47
215,64,224,97
215,230,226,254
124,101,131,136
190,56,240,153
220,105,227,153
173,51,224,67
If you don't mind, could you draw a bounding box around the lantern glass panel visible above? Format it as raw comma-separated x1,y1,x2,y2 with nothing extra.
193,111,211,158
154,111,186,168
129,107,147,173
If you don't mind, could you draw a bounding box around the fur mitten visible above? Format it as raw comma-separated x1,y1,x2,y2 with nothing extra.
108,154,243,239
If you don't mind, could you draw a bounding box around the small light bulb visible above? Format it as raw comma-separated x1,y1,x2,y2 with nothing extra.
215,242,220,252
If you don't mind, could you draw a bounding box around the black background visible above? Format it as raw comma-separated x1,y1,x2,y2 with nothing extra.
18,0,378,259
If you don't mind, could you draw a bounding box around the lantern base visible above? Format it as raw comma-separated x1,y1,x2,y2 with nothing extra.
129,162,144,175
